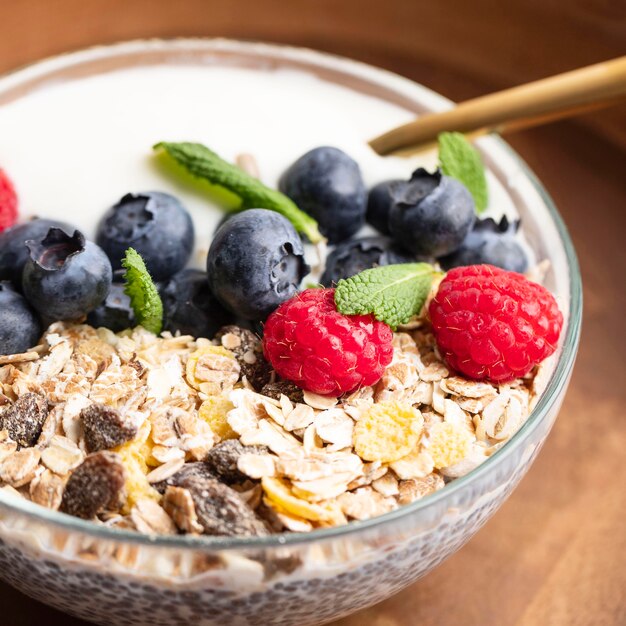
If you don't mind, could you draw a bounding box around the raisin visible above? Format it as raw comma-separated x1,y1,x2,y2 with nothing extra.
180,475,268,537
205,440,269,485
81,403,137,452
261,380,304,404
60,451,125,519
214,325,272,390
0,392,48,448
151,461,215,494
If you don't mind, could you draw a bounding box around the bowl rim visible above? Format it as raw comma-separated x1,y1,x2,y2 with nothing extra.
0,37,582,550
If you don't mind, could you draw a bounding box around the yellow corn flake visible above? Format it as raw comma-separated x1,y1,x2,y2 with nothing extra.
114,420,160,512
185,346,237,391
261,477,340,523
353,402,423,463
198,396,237,441
428,422,473,469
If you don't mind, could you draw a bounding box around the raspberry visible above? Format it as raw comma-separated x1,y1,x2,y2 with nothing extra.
429,265,563,383
0,169,18,233
263,288,393,396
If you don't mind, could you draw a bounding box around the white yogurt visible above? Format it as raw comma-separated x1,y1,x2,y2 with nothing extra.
0,64,515,268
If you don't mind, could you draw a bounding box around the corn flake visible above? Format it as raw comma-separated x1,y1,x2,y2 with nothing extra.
261,476,340,523
114,421,160,511
427,422,474,469
353,402,423,463
198,396,237,441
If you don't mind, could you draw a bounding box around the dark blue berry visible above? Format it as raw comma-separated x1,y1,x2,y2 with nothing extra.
320,237,419,287
279,147,367,243
0,218,76,288
389,168,475,257
161,269,236,338
439,216,528,273
87,271,134,332
22,229,112,322
96,192,194,282
207,209,309,320
366,180,402,235
0,282,42,355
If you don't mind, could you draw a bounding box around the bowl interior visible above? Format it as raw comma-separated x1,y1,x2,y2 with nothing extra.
0,38,582,551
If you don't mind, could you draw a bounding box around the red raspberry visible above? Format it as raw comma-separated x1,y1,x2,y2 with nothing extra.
263,288,394,396
0,169,18,233
429,264,563,383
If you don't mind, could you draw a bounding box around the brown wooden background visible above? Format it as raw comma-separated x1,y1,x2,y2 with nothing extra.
0,1,625,624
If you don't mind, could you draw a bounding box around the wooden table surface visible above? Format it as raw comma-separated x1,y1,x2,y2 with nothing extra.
0,1,624,624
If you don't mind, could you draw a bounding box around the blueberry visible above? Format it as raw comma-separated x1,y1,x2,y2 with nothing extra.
439,216,528,273
279,147,367,243
389,168,475,257
161,269,237,338
366,180,402,235
96,192,194,282
320,236,419,287
0,282,42,355
207,209,309,320
22,228,112,322
87,271,135,332
0,218,76,288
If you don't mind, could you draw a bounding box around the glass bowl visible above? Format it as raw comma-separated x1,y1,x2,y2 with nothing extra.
0,39,581,626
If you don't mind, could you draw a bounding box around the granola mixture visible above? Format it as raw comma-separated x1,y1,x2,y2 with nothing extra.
0,318,543,537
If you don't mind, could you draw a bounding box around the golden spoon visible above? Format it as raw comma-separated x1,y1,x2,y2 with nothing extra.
369,56,626,156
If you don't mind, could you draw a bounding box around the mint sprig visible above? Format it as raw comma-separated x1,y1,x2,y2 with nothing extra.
438,132,488,214
334,263,439,329
154,142,324,244
122,248,163,335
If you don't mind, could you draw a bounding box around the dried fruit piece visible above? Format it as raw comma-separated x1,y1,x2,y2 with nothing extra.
60,451,126,519
205,440,269,485
198,396,237,441
428,422,474,469
151,461,214,493
260,380,304,404
0,392,48,448
215,325,272,390
181,475,268,537
81,403,138,452
353,402,423,463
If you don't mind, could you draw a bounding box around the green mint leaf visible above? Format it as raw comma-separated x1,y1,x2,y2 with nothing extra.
438,132,488,213
122,248,163,335
334,263,438,329
154,142,324,244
